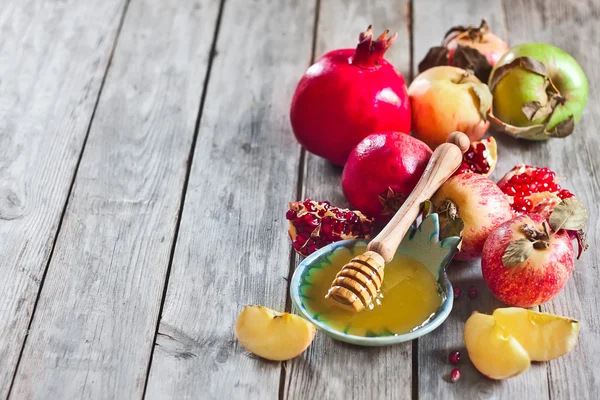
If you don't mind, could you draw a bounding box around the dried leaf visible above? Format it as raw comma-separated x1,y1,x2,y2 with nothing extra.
470,82,493,120
522,100,554,121
502,238,534,267
453,45,493,83
418,46,449,74
548,116,575,138
488,111,549,140
489,56,548,92
439,215,465,242
549,198,589,231
443,25,469,40
575,229,589,259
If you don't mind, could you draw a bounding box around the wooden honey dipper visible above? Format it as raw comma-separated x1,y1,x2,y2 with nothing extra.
325,132,471,312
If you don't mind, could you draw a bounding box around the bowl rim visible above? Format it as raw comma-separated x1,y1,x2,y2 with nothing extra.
290,238,455,346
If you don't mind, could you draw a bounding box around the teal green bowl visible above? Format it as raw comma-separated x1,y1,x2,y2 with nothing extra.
290,213,461,346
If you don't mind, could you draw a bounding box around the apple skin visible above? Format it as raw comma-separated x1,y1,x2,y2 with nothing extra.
482,213,575,307
408,66,491,149
446,31,509,66
431,173,513,261
490,43,588,131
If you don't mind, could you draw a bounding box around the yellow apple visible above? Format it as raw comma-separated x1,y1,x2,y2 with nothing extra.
464,312,531,380
234,305,316,361
493,307,579,361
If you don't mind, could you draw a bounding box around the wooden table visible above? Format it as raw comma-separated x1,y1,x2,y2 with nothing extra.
1,0,598,398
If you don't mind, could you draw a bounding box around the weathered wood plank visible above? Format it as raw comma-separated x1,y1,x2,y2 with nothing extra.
0,0,127,396
502,0,600,398
9,0,220,398
144,1,315,398
413,1,549,398
284,1,414,399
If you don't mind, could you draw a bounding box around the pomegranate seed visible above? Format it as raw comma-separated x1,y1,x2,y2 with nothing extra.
453,287,461,299
449,351,461,365
303,200,316,212
286,210,297,220
468,286,478,299
450,368,461,383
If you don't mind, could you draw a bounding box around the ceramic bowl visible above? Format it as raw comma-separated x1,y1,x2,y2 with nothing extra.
290,213,461,346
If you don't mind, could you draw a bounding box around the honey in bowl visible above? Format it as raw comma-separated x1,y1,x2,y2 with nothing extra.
301,243,443,336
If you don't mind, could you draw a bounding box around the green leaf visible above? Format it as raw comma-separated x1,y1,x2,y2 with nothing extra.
549,198,589,231
502,238,534,267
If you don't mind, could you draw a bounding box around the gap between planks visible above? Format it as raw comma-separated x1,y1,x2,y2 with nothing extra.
278,0,419,398
140,0,227,397
5,0,133,396
278,0,320,398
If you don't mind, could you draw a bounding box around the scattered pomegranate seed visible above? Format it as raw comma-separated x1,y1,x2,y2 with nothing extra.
449,351,461,365
468,286,478,299
453,287,461,299
450,368,461,383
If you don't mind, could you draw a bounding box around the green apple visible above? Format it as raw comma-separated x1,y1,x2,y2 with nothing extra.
488,43,588,140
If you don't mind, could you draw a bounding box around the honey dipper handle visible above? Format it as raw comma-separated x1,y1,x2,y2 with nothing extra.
367,132,469,263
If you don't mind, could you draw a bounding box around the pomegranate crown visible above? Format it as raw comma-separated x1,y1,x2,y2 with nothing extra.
353,25,398,68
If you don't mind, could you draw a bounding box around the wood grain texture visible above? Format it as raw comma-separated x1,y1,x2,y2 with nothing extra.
503,1,600,398
9,0,220,398
283,1,414,399
413,1,549,399
144,0,315,398
0,0,127,396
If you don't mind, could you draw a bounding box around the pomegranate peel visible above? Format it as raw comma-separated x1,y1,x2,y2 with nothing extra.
287,199,373,257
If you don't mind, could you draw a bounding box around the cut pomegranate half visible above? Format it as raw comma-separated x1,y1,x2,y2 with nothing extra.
287,199,374,257
454,137,497,177
497,164,575,216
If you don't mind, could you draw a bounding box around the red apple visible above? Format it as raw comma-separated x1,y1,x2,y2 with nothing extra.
408,66,492,150
431,173,513,261
482,213,574,307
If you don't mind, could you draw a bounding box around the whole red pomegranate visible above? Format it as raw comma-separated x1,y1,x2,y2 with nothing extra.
497,164,575,216
342,132,432,218
482,213,574,307
290,27,411,165
431,173,512,260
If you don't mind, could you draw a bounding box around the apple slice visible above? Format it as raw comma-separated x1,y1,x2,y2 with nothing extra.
493,307,580,361
464,312,531,380
234,305,316,361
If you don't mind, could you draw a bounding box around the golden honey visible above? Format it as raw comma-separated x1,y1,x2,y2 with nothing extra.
302,244,442,336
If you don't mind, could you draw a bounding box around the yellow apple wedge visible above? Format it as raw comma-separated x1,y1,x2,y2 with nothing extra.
493,307,580,361
234,305,316,361
464,312,531,380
